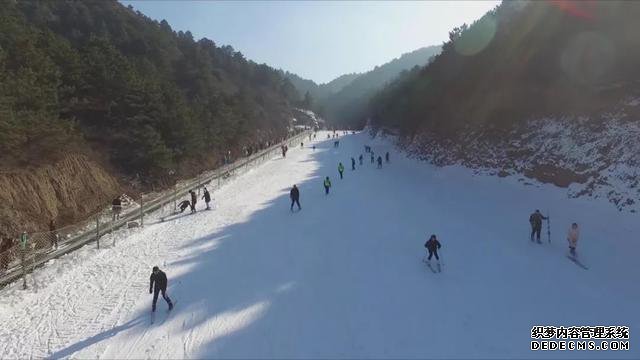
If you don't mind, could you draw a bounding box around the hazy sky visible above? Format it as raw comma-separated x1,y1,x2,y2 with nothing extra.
121,1,500,84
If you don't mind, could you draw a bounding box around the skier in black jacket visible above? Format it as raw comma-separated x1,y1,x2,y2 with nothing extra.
351,157,356,170
358,154,363,166
290,184,301,211
202,187,212,210
189,190,197,213
149,266,173,312
424,235,442,261
529,209,548,243
179,200,191,213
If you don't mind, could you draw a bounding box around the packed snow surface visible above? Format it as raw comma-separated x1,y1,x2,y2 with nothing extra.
0,131,637,359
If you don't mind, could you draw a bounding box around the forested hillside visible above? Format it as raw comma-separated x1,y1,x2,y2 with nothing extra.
284,71,360,110
0,0,303,237
321,45,440,129
0,0,299,179
370,1,640,210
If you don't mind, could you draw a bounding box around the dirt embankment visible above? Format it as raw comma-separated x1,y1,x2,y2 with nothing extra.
0,154,121,238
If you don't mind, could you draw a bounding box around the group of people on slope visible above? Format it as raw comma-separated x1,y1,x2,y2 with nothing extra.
529,209,580,257
178,188,212,214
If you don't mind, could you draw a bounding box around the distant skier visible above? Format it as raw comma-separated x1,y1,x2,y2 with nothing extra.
202,187,212,210
338,163,345,179
290,184,301,212
359,154,363,165
301,142,304,148
529,209,548,243
377,156,383,168
424,234,442,272
149,266,173,313
189,190,197,213
112,196,122,221
351,157,356,170
312,145,316,151
385,152,390,163
178,200,191,213
370,153,375,164
567,223,579,257
324,176,332,195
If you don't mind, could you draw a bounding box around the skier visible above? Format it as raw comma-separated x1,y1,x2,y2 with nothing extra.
301,142,304,148
149,266,173,313
567,223,579,257
529,209,548,243
370,152,375,164
112,196,122,221
290,184,301,211
424,234,442,271
189,190,197,213
324,176,332,195
178,200,191,213
312,145,316,151
359,154,363,165
377,156,383,169
351,157,356,170
202,187,212,210
338,162,345,179
385,152,390,163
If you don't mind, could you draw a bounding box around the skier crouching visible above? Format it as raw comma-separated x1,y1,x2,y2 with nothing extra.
150,266,173,312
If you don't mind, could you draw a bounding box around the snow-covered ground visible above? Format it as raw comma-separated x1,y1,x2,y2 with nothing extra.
0,131,638,359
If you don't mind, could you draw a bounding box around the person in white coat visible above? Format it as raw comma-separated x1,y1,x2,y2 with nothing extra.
567,223,579,257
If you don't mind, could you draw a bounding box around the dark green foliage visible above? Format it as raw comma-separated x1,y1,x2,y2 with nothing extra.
370,1,640,138
0,0,298,176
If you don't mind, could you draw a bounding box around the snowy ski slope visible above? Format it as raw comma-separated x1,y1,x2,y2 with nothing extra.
0,131,638,359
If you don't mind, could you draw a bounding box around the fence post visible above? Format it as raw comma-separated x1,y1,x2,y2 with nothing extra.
20,232,27,289
96,215,100,249
140,194,144,227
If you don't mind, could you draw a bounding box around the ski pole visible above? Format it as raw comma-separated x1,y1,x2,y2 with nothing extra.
547,210,551,244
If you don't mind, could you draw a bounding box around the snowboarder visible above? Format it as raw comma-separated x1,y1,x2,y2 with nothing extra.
385,152,390,163
189,190,197,213
338,163,345,179
359,154,363,165
424,235,442,272
178,200,191,213
112,196,122,221
567,223,579,257
202,187,212,210
351,157,356,170
324,177,332,195
529,210,548,243
377,156,383,169
149,266,173,313
290,184,301,211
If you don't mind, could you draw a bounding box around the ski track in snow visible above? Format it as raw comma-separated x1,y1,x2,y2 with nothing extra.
0,131,638,359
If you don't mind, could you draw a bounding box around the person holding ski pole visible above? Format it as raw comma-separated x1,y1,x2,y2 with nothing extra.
324,176,332,195
290,184,301,212
202,187,212,210
338,162,345,179
567,223,579,257
529,209,548,243
351,157,356,170
149,266,173,313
